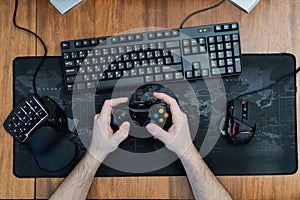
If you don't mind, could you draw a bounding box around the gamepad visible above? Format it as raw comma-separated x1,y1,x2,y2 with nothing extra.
111,84,175,131
111,102,172,131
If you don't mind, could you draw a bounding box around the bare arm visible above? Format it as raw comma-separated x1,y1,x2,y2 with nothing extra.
50,98,130,200
146,92,232,200
180,145,232,200
49,151,103,200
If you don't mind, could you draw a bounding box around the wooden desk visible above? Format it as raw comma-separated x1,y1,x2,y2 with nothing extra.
0,0,299,199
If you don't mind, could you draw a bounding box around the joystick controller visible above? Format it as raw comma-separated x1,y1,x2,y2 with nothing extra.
111,102,172,131
111,84,175,131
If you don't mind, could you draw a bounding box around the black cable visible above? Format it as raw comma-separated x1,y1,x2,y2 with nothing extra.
13,0,47,95
179,0,227,28
234,67,300,101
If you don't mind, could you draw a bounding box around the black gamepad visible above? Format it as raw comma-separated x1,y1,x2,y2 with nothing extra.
111,84,175,131
111,102,172,131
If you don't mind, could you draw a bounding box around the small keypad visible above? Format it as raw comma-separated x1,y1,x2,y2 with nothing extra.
3,95,49,143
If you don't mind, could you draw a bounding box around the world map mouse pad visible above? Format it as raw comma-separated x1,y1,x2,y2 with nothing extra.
12,54,297,177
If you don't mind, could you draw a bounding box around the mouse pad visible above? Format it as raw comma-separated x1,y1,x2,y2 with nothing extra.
12,54,298,177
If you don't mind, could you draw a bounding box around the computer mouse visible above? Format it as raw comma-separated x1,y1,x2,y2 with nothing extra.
220,99,257,145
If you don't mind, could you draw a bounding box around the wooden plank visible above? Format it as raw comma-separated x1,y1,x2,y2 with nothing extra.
34,0,95,198
35,0,95,55
0,0,36,198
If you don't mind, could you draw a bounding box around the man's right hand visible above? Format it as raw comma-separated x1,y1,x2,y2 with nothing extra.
146,92,193,157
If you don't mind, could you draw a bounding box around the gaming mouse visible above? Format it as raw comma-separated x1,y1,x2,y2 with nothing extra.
220,99,257,145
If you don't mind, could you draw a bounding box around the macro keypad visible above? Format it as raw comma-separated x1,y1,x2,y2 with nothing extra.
3,95,49,143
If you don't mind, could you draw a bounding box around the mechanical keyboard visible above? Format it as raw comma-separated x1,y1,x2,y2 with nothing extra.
61,22,242,93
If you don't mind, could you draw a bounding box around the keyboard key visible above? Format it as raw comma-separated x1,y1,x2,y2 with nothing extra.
164,73,174,80
183,39,190,46
232,34,239,41
175,72,184,79
227,66,234,73
127,35,134,41
145,75,154,83
216,36,223,43
61,42,70,49
185,71,193,79
66,68,77,76
82,40,90,46
233,42,240,56
223,24,230,30
75,41,82,47
194,70,201,77
87,82,96,89
208,37,215,43
235,58,242,72
38,110,47,118
155,74,164,81
90,38,98,46
165,40,180,48
171,30,179,37
63,53,70,60
148,32,156,39
65,60,75,67
199,37,206,45
193,62,200,69
212,68,225,75
231,23,238,30
156,32,164,38
98,38,106,45
135,34,143,41
202,69,209,77
146,67,153,74
215,25,222,32
111,37,119,43
164,31,171,37
191,46,199,54
71,52,78,59
162,65,179,72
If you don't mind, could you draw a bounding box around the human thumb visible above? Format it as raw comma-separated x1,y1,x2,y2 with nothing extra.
112,121,130,145
146,123,168,142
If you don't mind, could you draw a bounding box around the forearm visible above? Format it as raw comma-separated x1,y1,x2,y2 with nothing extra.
49,151,106,200
180,145,232,200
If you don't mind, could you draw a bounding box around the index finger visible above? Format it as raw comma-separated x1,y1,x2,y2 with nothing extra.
153,92,181,115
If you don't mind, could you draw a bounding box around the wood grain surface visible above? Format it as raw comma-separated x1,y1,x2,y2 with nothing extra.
0,0,299,199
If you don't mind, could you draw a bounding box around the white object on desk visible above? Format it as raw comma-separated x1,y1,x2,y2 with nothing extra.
50,0,82,14
229,0,260,13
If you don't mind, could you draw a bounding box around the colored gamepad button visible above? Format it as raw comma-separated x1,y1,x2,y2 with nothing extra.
164,113,169,118
158,108,164,114
153,113,159,119
158,118,164,123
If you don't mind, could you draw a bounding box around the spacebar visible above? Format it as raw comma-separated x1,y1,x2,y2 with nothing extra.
96,77,144,91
